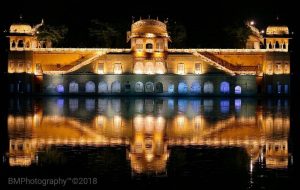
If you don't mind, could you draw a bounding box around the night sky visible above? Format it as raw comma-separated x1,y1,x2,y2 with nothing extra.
0,0,298,46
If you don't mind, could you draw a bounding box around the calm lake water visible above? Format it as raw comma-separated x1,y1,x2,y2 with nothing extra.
0,97,296,189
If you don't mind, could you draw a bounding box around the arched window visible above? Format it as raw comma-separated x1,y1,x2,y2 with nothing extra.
220,81,230,94
235,86,242,94
56,84,64,93
144,62,155,74
17,40,24,48
155,82,163,93
191,82,201,93
269,43,272,49
155,62,165,74
168,84,174,93
146,43,153,50
178,82,188,94
134,62,144,74
145,82,154,92
69,81,79,93
111,81,121,93
98,81,108,93
135,82,144,92
145,39,154,52
204,82,214,94
11,41,16,48
85,81,95,93
283,43,286,49
275,41,280,48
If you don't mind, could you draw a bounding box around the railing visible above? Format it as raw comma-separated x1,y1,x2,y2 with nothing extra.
43,51,108,75
10,47,131,53
168,48,288,53
193,51,259,75
192,51,236,75
56,54,96,71
10,47,288,53
42,48,132,75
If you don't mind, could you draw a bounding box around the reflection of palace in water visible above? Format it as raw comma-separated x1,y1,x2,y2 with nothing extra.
6,98,290,174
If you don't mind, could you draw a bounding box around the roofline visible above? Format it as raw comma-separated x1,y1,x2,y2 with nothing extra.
9,47,288,53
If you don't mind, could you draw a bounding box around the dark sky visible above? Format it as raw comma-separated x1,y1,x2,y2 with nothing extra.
0,0,298,47
0,0,297,29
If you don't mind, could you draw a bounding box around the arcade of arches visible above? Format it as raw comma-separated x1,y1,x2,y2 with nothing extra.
51,80,264,95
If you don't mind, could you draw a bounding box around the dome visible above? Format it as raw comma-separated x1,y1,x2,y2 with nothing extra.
266,25,289,35
131,19,169,38
10,23,33,34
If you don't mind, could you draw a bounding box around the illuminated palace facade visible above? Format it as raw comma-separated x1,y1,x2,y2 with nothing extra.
7,19,291,96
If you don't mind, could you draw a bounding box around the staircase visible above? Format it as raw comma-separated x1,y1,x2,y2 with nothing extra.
193,51,258,75
56,55,95,71
43,50,109,75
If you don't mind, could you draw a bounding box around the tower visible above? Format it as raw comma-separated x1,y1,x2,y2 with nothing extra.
8,21,43,50
127,19,170,74
265,24,290,51
7,20,44,74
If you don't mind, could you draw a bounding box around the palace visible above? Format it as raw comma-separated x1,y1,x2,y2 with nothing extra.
6,19,291,96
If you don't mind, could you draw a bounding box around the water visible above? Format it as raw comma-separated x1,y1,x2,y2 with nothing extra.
0,97,296,189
